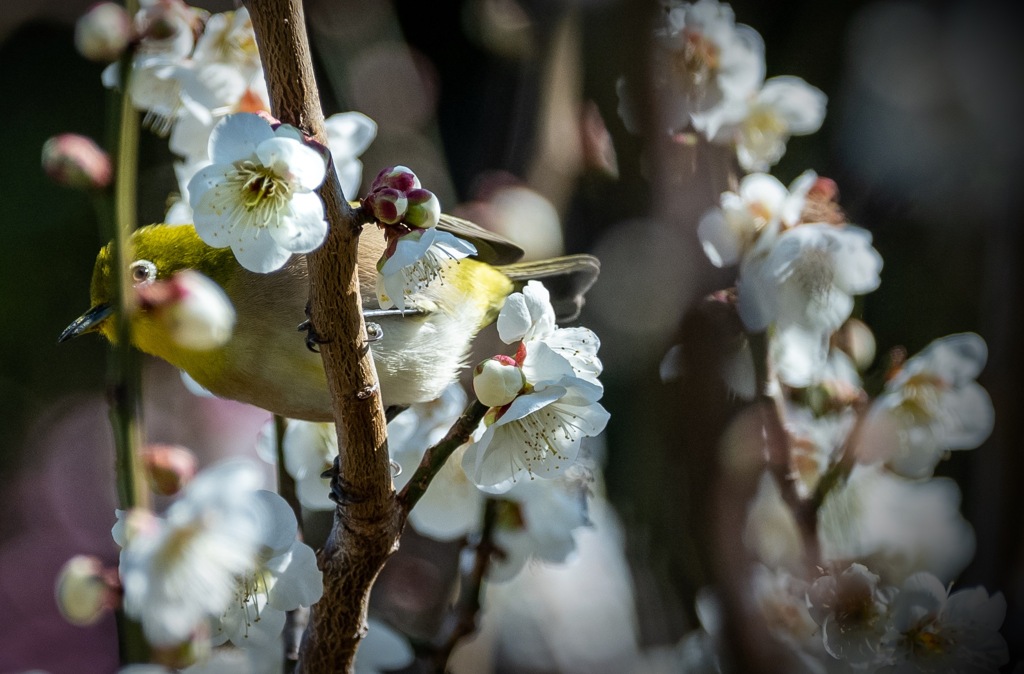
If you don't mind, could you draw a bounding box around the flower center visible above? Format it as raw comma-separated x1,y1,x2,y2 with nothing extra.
908,623,950,655
232,160,292,213
897,373,948,424
676,31,720,87
741,106,787,157
156,521,203,570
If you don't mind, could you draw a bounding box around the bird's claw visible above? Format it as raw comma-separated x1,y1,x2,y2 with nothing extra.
322,457,367,506
298,302,329,353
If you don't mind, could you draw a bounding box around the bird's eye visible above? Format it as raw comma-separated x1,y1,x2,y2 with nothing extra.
129,259,157,286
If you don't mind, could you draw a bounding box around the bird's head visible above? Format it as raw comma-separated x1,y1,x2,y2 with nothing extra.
60,224,239,346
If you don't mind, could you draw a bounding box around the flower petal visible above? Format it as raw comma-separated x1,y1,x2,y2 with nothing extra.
324,111,378,157
256,136,326,191
267,192,328,253
209,113,274,165
231,226,293,273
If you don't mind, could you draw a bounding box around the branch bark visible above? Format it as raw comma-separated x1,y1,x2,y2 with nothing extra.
244,1,399,671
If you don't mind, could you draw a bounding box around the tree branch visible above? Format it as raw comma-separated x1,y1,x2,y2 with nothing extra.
244,1,398,671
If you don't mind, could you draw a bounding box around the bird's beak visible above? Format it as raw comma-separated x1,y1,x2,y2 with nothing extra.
59,303,113,343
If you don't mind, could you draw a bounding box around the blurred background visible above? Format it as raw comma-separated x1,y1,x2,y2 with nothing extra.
1,0,1021,671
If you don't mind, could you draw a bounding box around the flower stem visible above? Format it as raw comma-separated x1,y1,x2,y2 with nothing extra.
104,42,147,514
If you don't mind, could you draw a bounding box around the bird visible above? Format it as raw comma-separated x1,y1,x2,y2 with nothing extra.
60,216,599,421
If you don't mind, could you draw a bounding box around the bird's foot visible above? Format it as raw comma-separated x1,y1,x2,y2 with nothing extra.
298,301,329,353
321,456,368,506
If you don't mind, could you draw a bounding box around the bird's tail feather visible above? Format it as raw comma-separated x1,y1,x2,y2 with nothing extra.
499,255,600,323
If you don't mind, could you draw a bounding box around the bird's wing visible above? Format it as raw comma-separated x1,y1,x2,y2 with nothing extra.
437,213,525,265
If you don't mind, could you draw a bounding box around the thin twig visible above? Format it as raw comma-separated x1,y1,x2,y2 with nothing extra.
398,401,489,512
805,397,869,516
106,32,147,514
746,331,820,565
273,414,304,537
101,12,149,664
431,498,498,672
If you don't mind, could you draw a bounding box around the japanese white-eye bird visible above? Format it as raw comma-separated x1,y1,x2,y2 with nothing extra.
60,217,599,421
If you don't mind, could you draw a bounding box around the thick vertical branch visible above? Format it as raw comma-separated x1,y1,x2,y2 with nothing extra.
244,1,399,671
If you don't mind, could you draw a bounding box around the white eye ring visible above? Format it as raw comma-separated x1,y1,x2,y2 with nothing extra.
129,259,157,286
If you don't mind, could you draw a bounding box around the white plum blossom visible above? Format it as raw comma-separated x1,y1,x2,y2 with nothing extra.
211,491,323,647
385,386,487,541
187,113,329,273
488,474,591,582
697,170,815,269
881,573,1008,673
101,0,201,133
497,280,603,385
376,227,477,311
653,0,766,137
806,563,895,666
276,383,475,514
743,473,804,573
114,459,266,646
819,464,976,585
783,396,858,498
856,333,994,479
750,566,824,668
324,111,377,197
711,76,827,172
462,343,609,491
406,443,486,542
752,223,882,386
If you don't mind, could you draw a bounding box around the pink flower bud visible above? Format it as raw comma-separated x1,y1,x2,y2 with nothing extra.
404,189,441,229
136,270,236,351
371,165,421,193
473,355,525,408
367,188,409,225
55,555,118,626
41,134,112,190
141,443,198,495
75,2,132,63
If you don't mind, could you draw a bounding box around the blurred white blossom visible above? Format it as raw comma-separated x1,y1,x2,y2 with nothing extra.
857,333,994,479
211,491,323,647
712,76,827,171
881,573,1008,673
115,460,265,646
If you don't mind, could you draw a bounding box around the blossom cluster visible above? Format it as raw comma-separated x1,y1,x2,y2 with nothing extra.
100,0,376,274
618,0,826,171
58,459,322,670
366,166,478,312
627,0,1005,671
